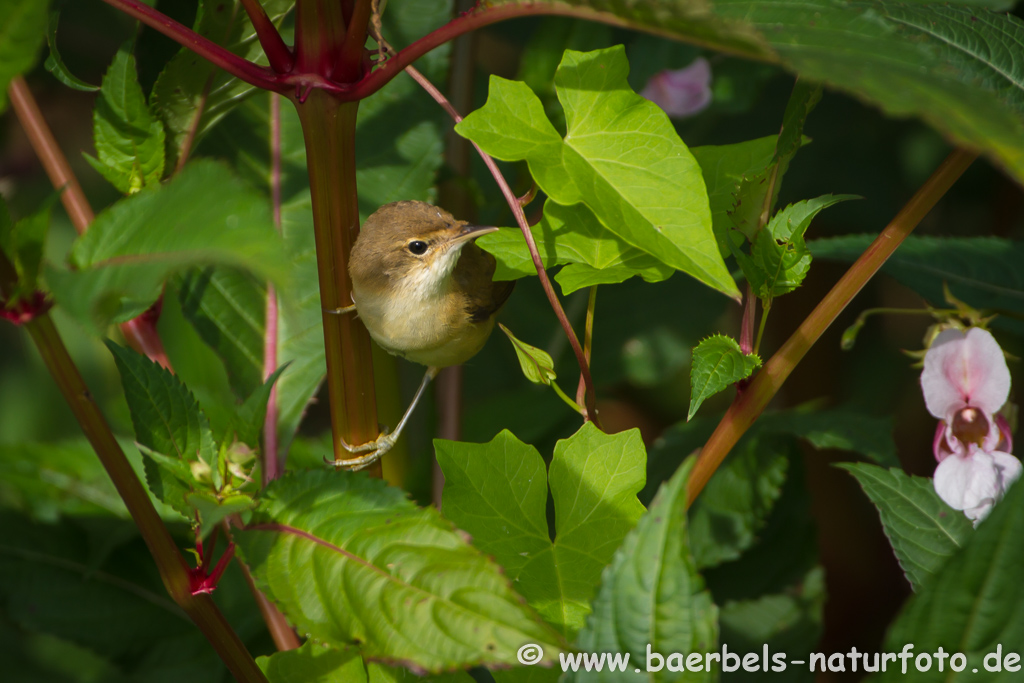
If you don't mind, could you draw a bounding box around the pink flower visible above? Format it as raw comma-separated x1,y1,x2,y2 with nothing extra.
640,58,712,119
921,327,1021,524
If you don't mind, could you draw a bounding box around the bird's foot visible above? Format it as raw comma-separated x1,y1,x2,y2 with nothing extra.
324,304,357,315
326,431,397,471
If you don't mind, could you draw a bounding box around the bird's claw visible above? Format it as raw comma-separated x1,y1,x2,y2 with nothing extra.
326,431,397,471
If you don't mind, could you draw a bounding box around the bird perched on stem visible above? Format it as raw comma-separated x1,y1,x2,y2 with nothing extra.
330,200,514,468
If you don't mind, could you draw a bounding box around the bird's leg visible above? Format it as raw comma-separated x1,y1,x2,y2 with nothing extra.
324,304,357,315
331,365,440,470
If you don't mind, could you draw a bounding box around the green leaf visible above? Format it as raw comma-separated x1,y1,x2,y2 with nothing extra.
689,136,778,254
177,267,266,399
757,407,900,468
718,566,824,683
185,490,256,533
105,341,215,516
369,662,476,683
0,513,195,662
499,323,557,386
457,47,738,299
738,194,857,303
477,202,673,295
233,365,287,449
436,424,647,640
151,0,292,171
0,0,48,113
236,470,567,672
573,457,717,683
47,159,286,333
259,642,364,683
44,11,98,92
839,464,973,593
0,193,52,300
688,335,761,420
877,477,1024,682
688,435,791,570
809,235,1024,336
85,42,165,194
487,0,1024,185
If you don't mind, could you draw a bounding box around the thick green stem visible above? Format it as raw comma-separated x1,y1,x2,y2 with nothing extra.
686,148,979,506
293,92,381,475
0,255,266,682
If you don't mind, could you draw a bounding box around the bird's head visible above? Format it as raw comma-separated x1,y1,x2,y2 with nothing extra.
350,201,498,297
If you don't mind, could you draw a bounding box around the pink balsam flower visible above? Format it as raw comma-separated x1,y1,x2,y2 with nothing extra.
640,58,712,119
921,327,1021,524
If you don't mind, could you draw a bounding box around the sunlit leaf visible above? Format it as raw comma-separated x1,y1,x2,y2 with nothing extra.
688,335,761,420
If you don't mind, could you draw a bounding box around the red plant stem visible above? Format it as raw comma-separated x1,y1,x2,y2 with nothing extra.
238,558,301,650
335,0,372,82
738,283,756,356
404,66,599,423
686,148,979,506
100,0,282,90
7,77,172,369
293,92,382,477
8,78,93,231
0,255,266,682
263,93,283,484
238,0,295,73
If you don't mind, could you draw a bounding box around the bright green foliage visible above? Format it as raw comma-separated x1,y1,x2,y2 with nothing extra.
84,43,166,194
718,567,825,683
0,194,50,302
688,435,791,570
478,202,672,295
878,478,1024,681
436,424,647,640
152,0,293,171
0,0,47,112
236,470,567,672
572,458,717,683
44,11,98,92
457,46,738,299
46,159,285,332
232,365,287,450
689,136,777,253
688,335,761,420
840,464,973,592
259,642,364,683
500,323,557,385
736,195,856,304
106,341,216,518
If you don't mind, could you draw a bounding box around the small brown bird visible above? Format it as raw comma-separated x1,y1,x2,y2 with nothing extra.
332,200,514,468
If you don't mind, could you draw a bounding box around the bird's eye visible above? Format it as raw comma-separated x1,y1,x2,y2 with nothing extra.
407,240,428,255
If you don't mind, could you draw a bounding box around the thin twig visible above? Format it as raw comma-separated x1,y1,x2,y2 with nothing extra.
403,65,599,424
686,148,979,506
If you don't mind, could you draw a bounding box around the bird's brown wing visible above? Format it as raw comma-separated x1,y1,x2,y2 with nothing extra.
455,243,516,323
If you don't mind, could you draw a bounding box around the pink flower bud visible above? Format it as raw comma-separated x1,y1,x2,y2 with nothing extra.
639,58,712,119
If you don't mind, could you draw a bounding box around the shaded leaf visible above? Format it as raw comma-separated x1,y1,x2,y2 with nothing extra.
106,341,214,516
757,408,900,468
259,641,364,683
878,478,1024,681
236,470,566,671
839,464,973,592
688,335,761,420
573,457,717,683
0,0,48,112
44,11,98,92
47,160,285,333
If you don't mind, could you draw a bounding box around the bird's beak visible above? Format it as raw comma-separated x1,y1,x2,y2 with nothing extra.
446,224,499,248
